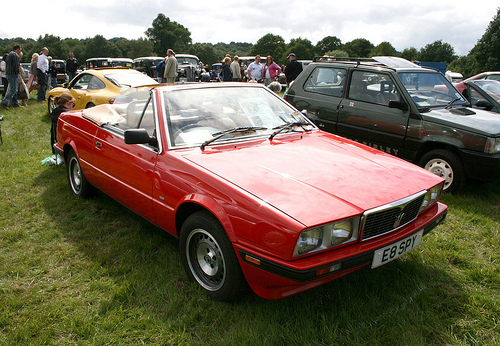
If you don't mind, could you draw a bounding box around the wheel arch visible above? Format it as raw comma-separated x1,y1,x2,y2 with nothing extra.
175,197,235,241
413,141,464,165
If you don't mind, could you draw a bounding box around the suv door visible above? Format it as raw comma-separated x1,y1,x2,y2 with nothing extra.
289,66,347,133
337,70,408,156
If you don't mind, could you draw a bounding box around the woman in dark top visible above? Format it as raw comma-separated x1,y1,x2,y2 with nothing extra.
50,92,75,154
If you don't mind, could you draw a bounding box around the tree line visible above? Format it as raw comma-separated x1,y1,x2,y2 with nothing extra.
2,9,499,78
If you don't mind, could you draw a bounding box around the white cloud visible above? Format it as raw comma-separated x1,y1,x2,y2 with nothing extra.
1,0,498,56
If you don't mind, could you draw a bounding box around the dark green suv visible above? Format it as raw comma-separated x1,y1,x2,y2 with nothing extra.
285,56,500,192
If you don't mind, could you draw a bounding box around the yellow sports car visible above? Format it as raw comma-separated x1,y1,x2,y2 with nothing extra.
47,68,158,113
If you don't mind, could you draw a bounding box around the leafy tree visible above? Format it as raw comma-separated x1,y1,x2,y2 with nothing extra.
315,36,342,56
115,38,154,59
369,41,398,57
35,34,70,60
213,42,252,58
145,14,192,56
286,37,315,61
466,8,500,75
250,34,286,63
188,43,219,68
401,47,420,61
324,50,349,58
343,38,374,57
82,35,122,59
419,40,456,63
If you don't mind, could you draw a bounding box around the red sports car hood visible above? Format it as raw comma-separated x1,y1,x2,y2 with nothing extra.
183,132,442,226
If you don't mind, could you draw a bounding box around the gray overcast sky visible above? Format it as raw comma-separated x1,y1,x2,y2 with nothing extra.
1,1,498,56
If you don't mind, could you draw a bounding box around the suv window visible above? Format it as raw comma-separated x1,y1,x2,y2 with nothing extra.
304,67,346,97
349,70,400,106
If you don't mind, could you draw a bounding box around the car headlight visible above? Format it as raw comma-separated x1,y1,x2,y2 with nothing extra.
419,182,443,213
485,137,500,154
294,218,359,257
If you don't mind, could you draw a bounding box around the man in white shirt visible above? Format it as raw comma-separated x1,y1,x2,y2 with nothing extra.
37,47,49,101
247,55,264,82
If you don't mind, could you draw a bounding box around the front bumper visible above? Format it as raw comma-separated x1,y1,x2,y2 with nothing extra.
236,202,447,299
460,148,500,181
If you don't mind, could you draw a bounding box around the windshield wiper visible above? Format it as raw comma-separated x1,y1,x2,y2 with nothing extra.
445,97,462,109
269,121,312,141
200,126,267,150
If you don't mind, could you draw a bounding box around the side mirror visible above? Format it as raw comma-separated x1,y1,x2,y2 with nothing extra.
124,128,157,146
301,109,308,117
389,100,408,110
475,100,493,111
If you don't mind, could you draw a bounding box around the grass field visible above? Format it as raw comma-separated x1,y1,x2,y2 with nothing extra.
0,95,499,345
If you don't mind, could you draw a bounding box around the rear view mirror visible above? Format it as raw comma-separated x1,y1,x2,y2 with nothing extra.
124,128,157,146
475,100,493,111
389,100,408,110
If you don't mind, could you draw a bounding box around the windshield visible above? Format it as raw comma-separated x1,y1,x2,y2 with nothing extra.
104,71,158,87
177,57,199,65
164,86,313,147
397,71,467,109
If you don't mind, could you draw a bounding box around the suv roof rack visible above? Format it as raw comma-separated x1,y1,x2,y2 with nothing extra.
312,56,387,68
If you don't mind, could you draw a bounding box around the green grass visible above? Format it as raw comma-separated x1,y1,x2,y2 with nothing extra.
0,95,499,345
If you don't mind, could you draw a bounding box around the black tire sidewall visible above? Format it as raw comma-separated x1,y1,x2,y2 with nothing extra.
179,210,247,301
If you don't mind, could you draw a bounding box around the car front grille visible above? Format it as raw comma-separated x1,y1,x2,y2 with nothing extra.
361,191,426,241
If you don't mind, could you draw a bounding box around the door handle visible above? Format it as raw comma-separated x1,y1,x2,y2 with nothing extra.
95,141,102,147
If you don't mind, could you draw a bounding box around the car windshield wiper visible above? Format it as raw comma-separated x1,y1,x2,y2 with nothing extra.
200,126,267,150
269,121,312,141
445,97,463,109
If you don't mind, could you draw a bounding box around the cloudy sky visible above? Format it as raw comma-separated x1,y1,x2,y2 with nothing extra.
1,1,498,56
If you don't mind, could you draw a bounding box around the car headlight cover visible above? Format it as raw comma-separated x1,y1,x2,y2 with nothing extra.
294,218,359,257
485,137,500,154
419,182,443,213
296,228,323,255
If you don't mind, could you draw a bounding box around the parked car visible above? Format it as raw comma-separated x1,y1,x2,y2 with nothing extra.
47,67,158,113
461,79,500,113
52,59,67,84
175,54,204,82
455,71,500,93
85,58,133,70
20,63,30,83
209,63,222,81
285,56,500,192
54,82,448,300
132,57,164,81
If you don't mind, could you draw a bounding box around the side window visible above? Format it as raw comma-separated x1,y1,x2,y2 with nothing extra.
349,71,400,106
72,74,93,89
88,76,105,90
138,100,156,136
469,87,488,106
304,67,346,97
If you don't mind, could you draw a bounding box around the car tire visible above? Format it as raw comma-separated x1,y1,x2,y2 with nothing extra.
67,150,92,198
179,210,248,301
48,96,56,114
419,149,464,193
85,102,95,109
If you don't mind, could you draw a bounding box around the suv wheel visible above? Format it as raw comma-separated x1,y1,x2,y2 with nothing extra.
419,149,464,193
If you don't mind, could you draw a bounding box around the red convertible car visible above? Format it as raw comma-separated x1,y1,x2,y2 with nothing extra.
54,83,448,300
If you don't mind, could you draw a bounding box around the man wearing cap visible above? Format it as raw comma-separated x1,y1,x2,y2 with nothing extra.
284,53,302,86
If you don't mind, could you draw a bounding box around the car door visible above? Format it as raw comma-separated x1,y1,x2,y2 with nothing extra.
289,66,347,134
66,73,92,109
91,96,158,222
337,70,408,157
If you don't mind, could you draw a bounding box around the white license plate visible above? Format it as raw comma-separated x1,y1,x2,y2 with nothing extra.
371,230,423,268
